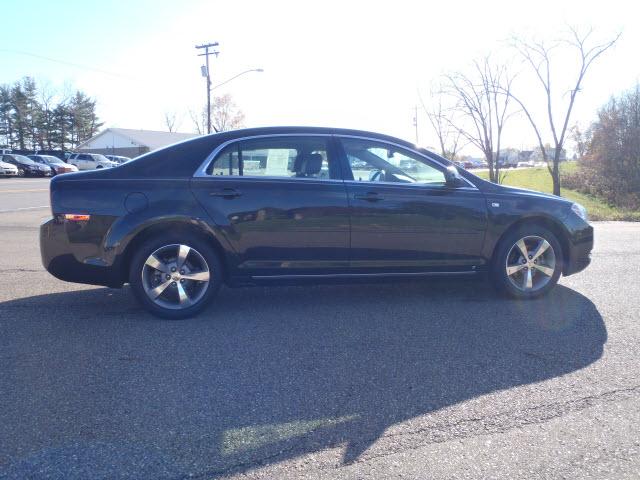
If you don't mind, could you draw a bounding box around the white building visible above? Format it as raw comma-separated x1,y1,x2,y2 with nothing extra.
77,128,199,158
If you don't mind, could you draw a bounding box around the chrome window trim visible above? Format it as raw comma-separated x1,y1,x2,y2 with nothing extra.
192,175,345,185
335,134,478,190
342,179,478,191
193,131,478,190
193,133,334,179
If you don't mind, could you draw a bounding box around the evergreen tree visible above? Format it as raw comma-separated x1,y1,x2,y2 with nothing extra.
22,77,41,150
0,77,102,151
10,82,28,149
0,85,13,148
51,102,71,151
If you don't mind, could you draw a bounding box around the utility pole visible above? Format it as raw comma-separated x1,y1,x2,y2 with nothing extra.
195,42,219,134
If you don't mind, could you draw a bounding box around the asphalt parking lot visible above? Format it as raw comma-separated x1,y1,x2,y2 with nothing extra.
1,178,639,479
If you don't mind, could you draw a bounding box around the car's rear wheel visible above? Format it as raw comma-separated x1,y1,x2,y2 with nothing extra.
493,225,563,299
129,234,222,319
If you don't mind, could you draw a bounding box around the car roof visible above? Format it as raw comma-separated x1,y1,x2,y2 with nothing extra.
210,126,418,148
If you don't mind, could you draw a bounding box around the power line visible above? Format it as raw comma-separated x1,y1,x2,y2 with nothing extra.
0,49,132,79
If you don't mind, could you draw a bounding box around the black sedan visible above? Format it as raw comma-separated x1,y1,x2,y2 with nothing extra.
40,127,593,319
28,154,79,175
1,153,52,177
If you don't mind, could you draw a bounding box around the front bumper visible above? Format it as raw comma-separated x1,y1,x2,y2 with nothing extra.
0,169,18,176
40,216,123,287
563,223,594,276
23,169,48,176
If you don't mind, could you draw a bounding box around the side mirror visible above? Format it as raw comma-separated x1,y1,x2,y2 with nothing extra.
444,165,464,187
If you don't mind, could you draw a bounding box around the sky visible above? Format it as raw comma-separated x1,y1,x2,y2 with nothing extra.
1,0,637,156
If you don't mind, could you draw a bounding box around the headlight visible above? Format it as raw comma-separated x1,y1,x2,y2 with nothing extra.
571,202,588,222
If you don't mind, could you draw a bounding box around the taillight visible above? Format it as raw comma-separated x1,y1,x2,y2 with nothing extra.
63,214,91,222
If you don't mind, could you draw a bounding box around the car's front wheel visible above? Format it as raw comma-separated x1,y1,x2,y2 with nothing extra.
493,225,563,299
129,234,222,319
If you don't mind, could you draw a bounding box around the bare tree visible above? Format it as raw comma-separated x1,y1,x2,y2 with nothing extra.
419,84,465,161
444,56,515,183
189,94,245,135
569,123,590,160
163,112,179,133
507,27,620,195
38,82,57,150
211,94,245,132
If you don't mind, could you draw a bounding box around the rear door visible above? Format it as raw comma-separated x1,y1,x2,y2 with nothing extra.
337,136,488,273
190,135,350,279
78,154,93,169
72,154,85,169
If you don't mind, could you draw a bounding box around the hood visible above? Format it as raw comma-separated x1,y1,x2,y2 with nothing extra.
0,161,17,169
492,183,573,205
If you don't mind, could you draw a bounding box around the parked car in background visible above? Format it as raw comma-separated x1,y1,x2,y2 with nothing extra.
461,160,475,169
68,153,118,170
105,155,132,164
28,155,79,175
40,126,593,319
517,161,535,168
0,157,19,176
468,158,488,169
1,154,52,177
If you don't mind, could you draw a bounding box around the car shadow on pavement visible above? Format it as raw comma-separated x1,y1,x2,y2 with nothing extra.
0,280,606,479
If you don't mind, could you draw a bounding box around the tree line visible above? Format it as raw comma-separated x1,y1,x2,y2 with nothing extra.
422,26,620,196
563,84,640,210
0,77,103,152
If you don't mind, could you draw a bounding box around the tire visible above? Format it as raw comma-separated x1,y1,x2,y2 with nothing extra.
492,224,563,299
129,233,223,319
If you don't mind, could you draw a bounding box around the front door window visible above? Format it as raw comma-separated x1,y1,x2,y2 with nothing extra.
341,138,446,185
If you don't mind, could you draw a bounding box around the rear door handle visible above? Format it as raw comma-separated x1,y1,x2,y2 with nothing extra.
209,188,242,198
354,192,383,202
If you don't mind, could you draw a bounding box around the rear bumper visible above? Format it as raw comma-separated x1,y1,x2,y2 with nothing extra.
40,217,123,288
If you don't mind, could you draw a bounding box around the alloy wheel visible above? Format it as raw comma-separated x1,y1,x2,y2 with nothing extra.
505,235,556,293
141,244,211,310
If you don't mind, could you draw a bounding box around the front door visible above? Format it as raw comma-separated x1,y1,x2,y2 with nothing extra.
190,135,350,278
338,136,488,273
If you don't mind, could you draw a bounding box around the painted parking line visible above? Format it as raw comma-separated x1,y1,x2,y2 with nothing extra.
0,188,49,193
0,205,50,213
0,179,52,183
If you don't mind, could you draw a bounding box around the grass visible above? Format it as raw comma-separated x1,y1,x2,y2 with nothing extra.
474,162,640,221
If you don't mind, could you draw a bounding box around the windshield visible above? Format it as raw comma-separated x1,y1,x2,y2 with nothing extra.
42,155,64,164
91,154,112,162
13,155,36,165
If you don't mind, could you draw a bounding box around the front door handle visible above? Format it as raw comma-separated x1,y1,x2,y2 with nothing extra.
354,192,383,202
209,188,242,198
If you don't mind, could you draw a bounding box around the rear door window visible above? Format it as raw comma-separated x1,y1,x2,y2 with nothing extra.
206,136,339,180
